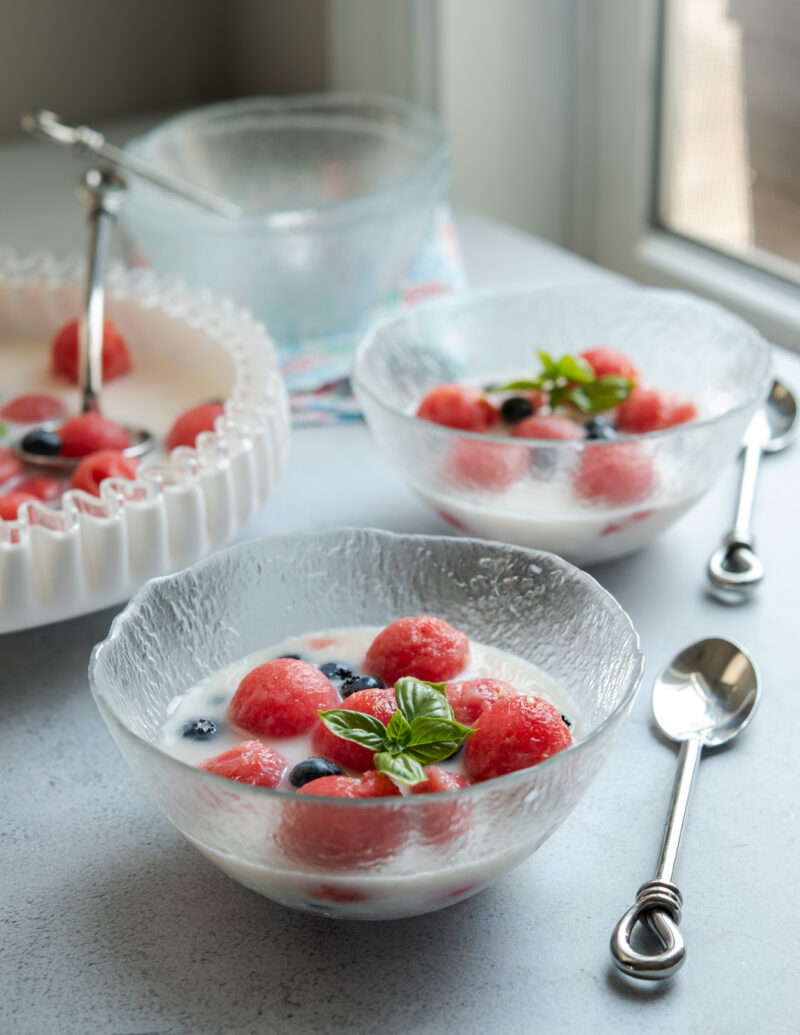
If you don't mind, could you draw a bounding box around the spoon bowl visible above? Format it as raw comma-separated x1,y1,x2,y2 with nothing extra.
760,379,798,453
653,637,760,747
13,423,155,471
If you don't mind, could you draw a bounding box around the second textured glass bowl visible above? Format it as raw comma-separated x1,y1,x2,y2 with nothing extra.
89,529,643,920
121,94,450,342
352,285,773,565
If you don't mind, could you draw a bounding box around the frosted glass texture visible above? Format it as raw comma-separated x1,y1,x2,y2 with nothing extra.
122,95,450,342
353,285,772,564
90,530,643,920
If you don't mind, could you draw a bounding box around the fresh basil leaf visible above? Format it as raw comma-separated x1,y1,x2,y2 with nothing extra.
568,375,633,413
404,741,463,764
318,709,388,751
566,386,594,413
407,716,473,745
537,351,559,379
385,710,411,747
485,379,542,393
374,751,428,786
557,354,595,384
395,677,453,722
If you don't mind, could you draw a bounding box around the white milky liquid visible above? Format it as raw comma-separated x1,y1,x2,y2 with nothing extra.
155,625,580,787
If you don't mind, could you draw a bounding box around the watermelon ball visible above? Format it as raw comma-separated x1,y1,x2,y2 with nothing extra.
69,450,139,497
409,766,470,795
0,491,37,521
165,402,225,451
510,415,584,440
365,615,470,688
297,769,400,800
278,769,403,870
229,658,339,738
16,476,62,502
416,384,499,432
200,740,287,789
446,438,529,492
59,413,132,458
20,428,62,457
574,442,655,506
580,346,640,384
614,386,698,434
0,393,65,424
51,318,132,385
465,695,572,782
311,686,398,772
0,446,24,486
409,765,471,846
446,677,517,726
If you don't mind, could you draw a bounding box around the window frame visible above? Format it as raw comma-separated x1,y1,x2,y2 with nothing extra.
572,0,800,353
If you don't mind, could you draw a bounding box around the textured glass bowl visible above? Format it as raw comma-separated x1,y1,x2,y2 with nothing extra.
89,529,643,920
121,94,450,342
352,285,773,565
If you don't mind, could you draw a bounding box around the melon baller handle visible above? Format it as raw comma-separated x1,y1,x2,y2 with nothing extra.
76,168,128,415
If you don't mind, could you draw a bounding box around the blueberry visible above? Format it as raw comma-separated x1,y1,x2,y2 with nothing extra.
341,673,386,698
21,427,62,456
182,718,218,739
584,417,617,441
501,396,534,424
278,653,302,660
320,662,353,680
289,757,345,788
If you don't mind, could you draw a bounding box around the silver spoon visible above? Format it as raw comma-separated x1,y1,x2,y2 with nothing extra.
707,380,797,601
13,169,154,471
610,637,759,980
21,109,242,220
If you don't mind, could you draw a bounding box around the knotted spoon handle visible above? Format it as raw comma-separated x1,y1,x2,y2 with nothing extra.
610,737,701,980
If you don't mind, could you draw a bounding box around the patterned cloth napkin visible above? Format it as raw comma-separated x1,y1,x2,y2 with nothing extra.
279,206,466,427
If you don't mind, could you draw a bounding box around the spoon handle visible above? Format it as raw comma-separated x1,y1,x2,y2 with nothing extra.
610,738,701,980
730,436,763,547
77,170,127,415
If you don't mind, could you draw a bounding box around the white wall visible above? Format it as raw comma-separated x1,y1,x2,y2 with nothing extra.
438,0,573,244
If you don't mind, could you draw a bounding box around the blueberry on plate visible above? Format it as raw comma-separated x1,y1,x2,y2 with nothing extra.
182,718,218,739
278,653,303,660
341,673,386,698
320,662,353,680
21,427,62,456
584,417,617,441
290,757,345,788
501,396,534,424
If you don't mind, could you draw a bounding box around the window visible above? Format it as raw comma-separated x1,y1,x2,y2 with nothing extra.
659,0,800,285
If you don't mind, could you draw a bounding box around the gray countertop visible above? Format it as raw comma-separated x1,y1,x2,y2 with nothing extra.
2,123,800,1035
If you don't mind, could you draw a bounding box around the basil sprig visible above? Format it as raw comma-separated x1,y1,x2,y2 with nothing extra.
487,350,633,413
318,677,473,786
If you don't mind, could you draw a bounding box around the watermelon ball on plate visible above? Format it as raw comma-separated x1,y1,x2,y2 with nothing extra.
59,414,132,458
166,402,225,451
69,451,139,497
51,318,132,385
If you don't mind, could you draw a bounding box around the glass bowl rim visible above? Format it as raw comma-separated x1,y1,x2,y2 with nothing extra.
351,281,774,446
88,528,644,809
124,92,451,233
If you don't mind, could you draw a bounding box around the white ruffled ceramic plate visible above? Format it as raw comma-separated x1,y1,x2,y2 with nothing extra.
0,249,290,633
